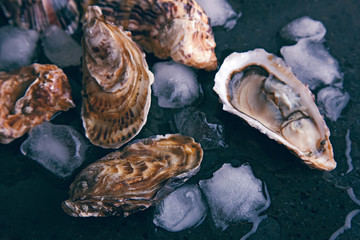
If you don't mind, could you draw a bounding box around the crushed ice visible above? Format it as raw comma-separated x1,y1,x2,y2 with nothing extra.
280,16,349,121
0,26,39,71
153,184,207,232
42,25,82,67
199,163,270,234
20,122,88,178
174,107,227,150
280,16,326,42
280,40,343,89
316,86,350,122
196,0,241,30
152,61,203,108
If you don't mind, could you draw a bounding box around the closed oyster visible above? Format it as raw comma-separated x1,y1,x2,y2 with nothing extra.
83,0,217,71
62,134,203,217
0,0,80,34
81,6,154,149
214,49,336,171
0,64,75,144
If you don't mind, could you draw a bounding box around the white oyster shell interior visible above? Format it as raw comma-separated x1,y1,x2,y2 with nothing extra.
214,49,336,171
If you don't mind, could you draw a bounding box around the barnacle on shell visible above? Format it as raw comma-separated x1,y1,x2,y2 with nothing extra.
84,0,217,71
62,134,203,217
0,64,75,144
0,0,80,34
81,6,154,149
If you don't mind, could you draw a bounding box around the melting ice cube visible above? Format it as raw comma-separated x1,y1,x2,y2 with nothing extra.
199,163,270,233
280,39,343,90
152,61,202,108
317,86,350,121
280,16,326,42
153,184,207,232
42,25,82,67
196,0,241,30
174,107,227,150
20,122,88,178
0,26,39,71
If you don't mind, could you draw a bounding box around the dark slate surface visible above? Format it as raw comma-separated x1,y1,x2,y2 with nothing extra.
1,0,360,239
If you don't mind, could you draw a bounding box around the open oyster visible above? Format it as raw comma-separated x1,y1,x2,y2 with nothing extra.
62,134,203,217
83,0,217,71
81,6,154,149
0,0,80,34
214,49,336,171
0,64,75,144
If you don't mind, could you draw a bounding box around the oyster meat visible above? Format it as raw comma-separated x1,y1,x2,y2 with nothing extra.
81,6,154,148
62,134,203,217
0,0,80,34
83,0,217,71
214,49,336,171
0,64,75,144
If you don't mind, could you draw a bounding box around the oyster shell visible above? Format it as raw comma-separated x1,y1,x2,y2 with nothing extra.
83,0,217,71
81,6,154,149
62,134,203,217
0,64,75,144
214,49,336,171
0,0,80,34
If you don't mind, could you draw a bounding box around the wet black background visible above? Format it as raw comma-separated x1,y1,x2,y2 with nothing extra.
1,0,360,239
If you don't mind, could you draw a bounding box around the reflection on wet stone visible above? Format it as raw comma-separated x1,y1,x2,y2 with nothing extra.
330,209,360,240
246,217,281,240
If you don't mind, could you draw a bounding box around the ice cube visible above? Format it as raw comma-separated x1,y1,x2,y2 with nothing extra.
20,122,88,178
152,61,202,108
199,163,270,231
317,86,350,121
42,25,82,67
196,0,241,30
153,184,207,232
0,26,39,71
174,107,227,150
280,39,343,90
280,16,326,42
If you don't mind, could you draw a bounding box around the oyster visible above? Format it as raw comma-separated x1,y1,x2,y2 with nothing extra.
0,64,75,144
62,134,203,217
0,0,80,34
81,6,154,149
213,49,336,171
83,0,217,71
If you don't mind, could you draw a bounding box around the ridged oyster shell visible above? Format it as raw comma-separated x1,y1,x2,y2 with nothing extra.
84,0,217,71
62,134,203,217
214,49,336,171
0,64,75,144
82,6,154,148
0,0,80,34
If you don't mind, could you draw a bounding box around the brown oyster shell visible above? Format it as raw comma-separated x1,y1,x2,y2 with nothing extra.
62,134,203,217
81,6,154,149
0,0,80,34
83,0,217,71
0,64,75,144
